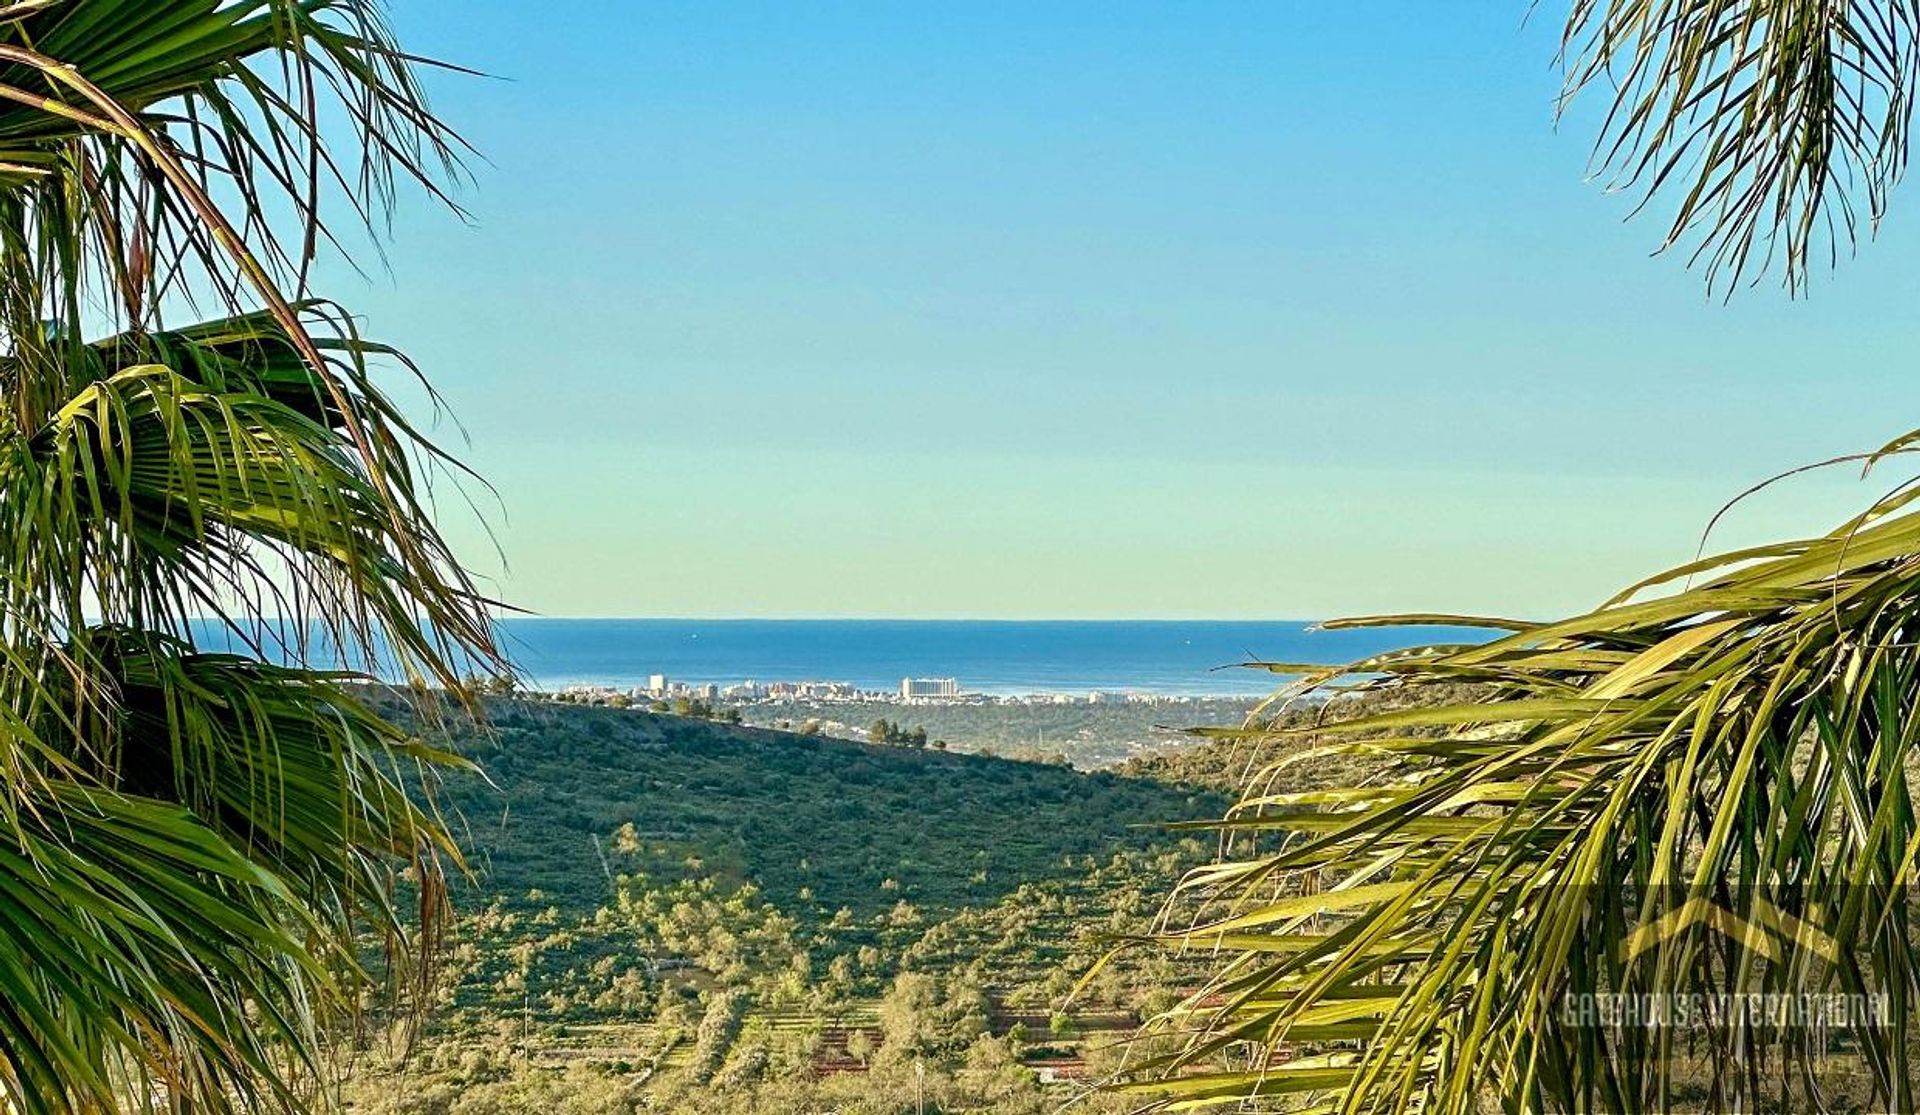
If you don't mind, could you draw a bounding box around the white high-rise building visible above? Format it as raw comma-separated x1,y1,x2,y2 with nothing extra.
900,677,960,699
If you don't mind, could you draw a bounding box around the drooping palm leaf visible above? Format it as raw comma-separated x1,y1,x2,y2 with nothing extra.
1121,492,1920,1110
0,2,502,1112
1563,0,1920,293
0,782,332,1115
1118,1,1920,1110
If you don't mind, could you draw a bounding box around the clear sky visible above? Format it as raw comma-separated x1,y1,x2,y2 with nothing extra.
321,2,1920,619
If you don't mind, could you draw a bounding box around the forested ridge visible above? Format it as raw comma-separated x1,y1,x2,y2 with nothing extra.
339,700,1231,1113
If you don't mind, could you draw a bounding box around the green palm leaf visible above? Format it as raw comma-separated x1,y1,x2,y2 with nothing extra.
0,1,502,1111
1127,501,1920,1111
1563,0,1920,293
1120,2,1920,1111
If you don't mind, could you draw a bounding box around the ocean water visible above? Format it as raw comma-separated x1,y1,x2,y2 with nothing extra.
495,619,1487,697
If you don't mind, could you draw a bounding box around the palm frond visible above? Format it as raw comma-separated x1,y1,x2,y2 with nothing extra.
0,782,333,1115
0,2,501,1110
1116,6,1920,1108
0,310,498,692
1562,0,1920,292
1121,480,1920,1111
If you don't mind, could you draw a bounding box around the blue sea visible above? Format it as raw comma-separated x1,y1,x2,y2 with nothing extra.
494,619,1486,697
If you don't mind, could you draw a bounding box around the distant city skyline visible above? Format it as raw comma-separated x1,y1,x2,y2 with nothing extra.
324,3,1920,619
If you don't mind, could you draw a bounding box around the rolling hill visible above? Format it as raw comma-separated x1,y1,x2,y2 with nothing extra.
339,699,1230,1114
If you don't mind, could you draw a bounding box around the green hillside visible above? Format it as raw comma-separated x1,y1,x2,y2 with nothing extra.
341,701,1229,1114
452,700,1218,922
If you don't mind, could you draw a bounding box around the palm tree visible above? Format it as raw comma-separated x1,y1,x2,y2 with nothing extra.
0,3,502,1113
1120,5,1920,1113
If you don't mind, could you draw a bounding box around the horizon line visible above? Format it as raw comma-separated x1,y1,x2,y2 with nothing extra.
492,615,1339,624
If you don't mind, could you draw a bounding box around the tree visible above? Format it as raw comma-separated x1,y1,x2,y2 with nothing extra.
0,4,503,1113
870,719,892,745
1123,5,1920,1114
877,971,989,1063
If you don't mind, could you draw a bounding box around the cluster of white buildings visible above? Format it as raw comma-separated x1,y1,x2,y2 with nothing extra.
642,675,719,701
629,675,971,705
556,676,879,705
722,679,861,701
549,676,1220,709
988,690,1204,706
558,677,721,703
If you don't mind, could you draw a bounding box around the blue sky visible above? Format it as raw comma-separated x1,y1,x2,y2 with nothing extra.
321,3,1920,618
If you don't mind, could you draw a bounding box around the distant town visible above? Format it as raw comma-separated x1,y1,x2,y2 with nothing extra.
546,675,1226,708
523,675,1260,767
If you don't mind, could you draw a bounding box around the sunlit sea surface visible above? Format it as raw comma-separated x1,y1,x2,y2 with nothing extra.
489,619,1487,697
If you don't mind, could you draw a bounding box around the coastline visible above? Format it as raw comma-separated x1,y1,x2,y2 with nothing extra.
495,616,1473,699
531,682,1263,768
